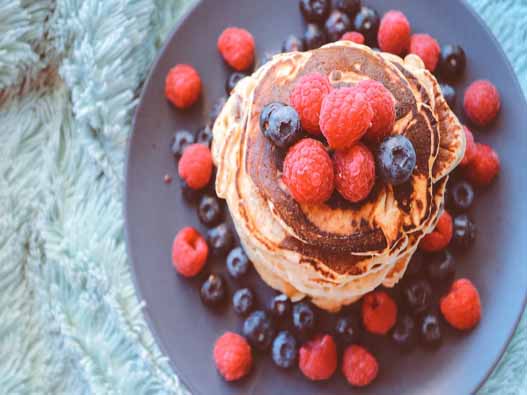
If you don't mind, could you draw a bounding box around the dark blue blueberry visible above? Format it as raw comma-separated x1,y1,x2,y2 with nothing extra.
440,83,457,110
303,23,327,50
209,96,227,124
299,0,331,24
171,130,194,159
195,124,213,148
198,195,223,227
243,310,275,351
334,0,361,17
448,180,475,213
180,179,202,204
439,44,466,81
282,35,304,53
426,250,456,285
452,214,476,250
403,279,433,315
200,274,227,307
268,294,292,319
233,288,255,316
325,10,352,42
335,315,359,345
420,313,442,348
272,331,298,368
226,246,250,279
207,223,233,257
225,72,247,95
392,314,417,350
377,135,417,185
353,6,380,46
293,302,316,336
260,103,302,149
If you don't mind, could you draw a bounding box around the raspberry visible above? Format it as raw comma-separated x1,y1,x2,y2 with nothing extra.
319,87,373,150
342,345,379,387
361,291,398,335
440,279,482,330
217,27,255,71
420,211,453,252
165,65,201,109
172,227,208,277
213,332,253,381
356,79,396,143
341,31,365,44
463,143,500,187
334,144,376,203
299,334,337,381
378,10,411,55
283,139,335,204
178,144,213,190
460,126,477,167
290,73,332,134
464,80,501,126
409,34,440,72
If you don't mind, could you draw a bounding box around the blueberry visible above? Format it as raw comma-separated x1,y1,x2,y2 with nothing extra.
377,135,417,185
200,274,227,307
303,23,327,50
198,195,223,227
207,223,233,256
448,180,475,213
268,294,292,319
226,246,251,279
353,6,380,46
452,214,476,250
225,72,247,95
180,179,202,204
282,35,304,53
439,44,466,81
334,0,361,17
272,331,298,368
325,10,352,42
405,251,425,278
299,0,330,24
335,315,359,345
293,302,316,336
420,313,442,347
233,288,255,316
210,96,227,124
391,314,417,350
260,104,303,149
171,130,195,159
403,279,433,315
243,310,275,351
195,124,213,148
440,83,457,110
426,250,456,286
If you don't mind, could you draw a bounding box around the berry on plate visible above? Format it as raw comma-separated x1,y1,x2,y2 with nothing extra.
464,80,501,126
260,103,303,149
335,314,360,345
282,35,304,53
299,334,337,381
452,214,477,250
226,246,251,279
213,332,252,381
362,291,398,335
439,44,466,81
165,64,201,109
426,250,456,286
207,223,234,257
409,34,440,72
420,313,442,347
180,179,202,203
225,72,247,95
378,10,411,55
217,27,255,71
353,6,380,47
334,0,361,17
178,144,213,190
325,11,353,42
460,126,477,167
233,288,255,316
420,211,453,252
391,314,417,350
342,345,379,387
303,23,328,50
320,86,373,149
463,143,500,187
293,301,317,336
171,130,195,159
403,278,433,315
440,278,482,330
290,73,332,134
268,293,292,319
195,124,213,147
299,0,331,24
243,310,275,351
448,180,475,213
171,227,208,277
283,139,335,204
201,273,227,307
377,135,417,185
341,31,365,44
272,331,298,369
334,143,376,203
198,195,223,227
440,83,457,110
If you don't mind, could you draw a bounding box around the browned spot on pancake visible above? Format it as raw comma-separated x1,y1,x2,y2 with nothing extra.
416,200,424,211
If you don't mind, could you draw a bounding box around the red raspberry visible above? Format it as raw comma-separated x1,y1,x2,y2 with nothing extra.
283,139,335,204
464,80,501,126
440,279,482,331
319,87,373,150
165,64,201,109
342,345,379,387
409,34,440,72
460,126,477,167
178,144,213,190
420,211,453,252
217,27,255,71
213,332,252,381
334,144,376,203
172,227,208,277
361,291,398,335
299,334,337,381
356,79,396,143
341,31,365,44
378,10,411,55
290,73,332,134
463,143,501,187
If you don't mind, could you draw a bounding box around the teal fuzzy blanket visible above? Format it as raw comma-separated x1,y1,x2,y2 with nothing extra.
0,1,525,394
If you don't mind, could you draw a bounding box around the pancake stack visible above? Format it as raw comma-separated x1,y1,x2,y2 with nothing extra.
212,41,465,312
